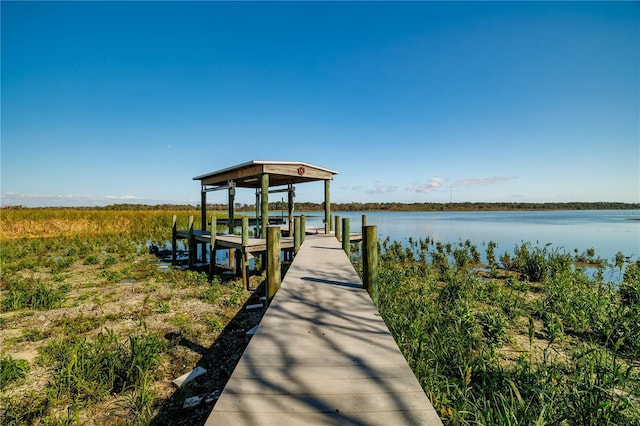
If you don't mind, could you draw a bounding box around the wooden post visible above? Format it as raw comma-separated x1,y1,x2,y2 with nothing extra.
294,216,301,254
363,225,378,305
187,215,195,268
201,190,207,232
242,217,249,246
200,191,207,262
362,214,367,242
261,174,269,239
329,214,333,232
342,217,350,258
335,215,341,241
255,189,261,237
324,179,331,234
228,182,235,234
266,226,281,299
171,215,177,263
241,217,249,290
288,184,295,237
209,216,217,277
300,215,306,244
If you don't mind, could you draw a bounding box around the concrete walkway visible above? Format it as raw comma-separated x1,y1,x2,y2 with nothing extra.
205,234,442,425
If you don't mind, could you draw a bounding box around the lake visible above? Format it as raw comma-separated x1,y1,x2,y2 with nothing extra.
301,210,640,268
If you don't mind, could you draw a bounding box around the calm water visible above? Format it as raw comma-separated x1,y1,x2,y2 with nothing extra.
302,210,640,266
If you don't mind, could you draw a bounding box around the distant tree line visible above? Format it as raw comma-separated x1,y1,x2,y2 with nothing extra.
3,201,638,211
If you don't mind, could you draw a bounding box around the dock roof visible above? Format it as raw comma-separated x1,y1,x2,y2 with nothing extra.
193,161,339,188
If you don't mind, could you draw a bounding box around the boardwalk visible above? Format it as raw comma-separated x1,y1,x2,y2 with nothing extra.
205,233,442,425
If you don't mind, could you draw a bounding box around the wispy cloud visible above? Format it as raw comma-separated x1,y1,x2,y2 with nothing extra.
351,184,398,195
454,176,518,187
0,192,170,207
406,177,447,193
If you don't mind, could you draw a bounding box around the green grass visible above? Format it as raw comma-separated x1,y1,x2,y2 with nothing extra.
0,208,257,424
369,238,640,425
1,278,70,312
0,354,30,391
39,329,166,404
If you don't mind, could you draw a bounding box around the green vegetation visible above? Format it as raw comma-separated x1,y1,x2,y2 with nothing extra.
0,208,262,425
0,354,30,391
1,206,637,424
4,201,638,214
370,238,640,425
1,278,70,311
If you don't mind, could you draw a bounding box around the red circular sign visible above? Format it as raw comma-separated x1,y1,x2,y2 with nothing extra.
297,166,305,176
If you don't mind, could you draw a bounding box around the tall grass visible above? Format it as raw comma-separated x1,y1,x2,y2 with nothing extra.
370,238,640,425
40,329,166,403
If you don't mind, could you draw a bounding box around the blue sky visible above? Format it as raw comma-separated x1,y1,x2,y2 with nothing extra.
2,1,638,207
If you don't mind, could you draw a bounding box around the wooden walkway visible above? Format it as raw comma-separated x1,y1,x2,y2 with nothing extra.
205,233,442,425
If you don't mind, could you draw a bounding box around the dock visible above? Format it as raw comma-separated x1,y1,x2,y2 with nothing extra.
204,233,442,425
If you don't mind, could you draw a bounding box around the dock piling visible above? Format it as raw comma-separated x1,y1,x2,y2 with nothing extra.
241,217,249,290
187,216,195,268
294,216,301,254
266,226,281,299
171,215,177,263
342,217,350,257
363,225,378,305
209,217,217,278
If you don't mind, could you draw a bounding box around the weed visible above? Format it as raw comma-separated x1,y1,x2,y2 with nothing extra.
103,256,118,267
1,278,69,311
0,353,30,390
41,329,165,404
83,255,100,265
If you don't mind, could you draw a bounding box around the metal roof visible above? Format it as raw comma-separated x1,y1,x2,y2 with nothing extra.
193,161,339,188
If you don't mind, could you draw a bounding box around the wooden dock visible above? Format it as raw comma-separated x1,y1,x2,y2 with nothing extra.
205,233,442,425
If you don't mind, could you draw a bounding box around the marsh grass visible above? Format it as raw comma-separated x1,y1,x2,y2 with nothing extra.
370,237,640,425
0,207,257,424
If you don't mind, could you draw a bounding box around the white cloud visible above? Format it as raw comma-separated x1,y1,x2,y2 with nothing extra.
0,192,173,207
455,176,518,187
365,185,398,195
351,184,397,194
104,195,140,200
406,177,447,193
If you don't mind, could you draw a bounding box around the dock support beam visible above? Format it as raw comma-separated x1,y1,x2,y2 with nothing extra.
209,217,217,278
201,188,207,233
300,215,306,244
241,217,249,290
261,174,269,239
363,225,378,305
228,181,235,234
266,226,281,299
324,179,331,234
187,216,195,268
294,216,301,254
172,215,177,263
288,184,295,237
335,215,341,241
342,217,350,258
